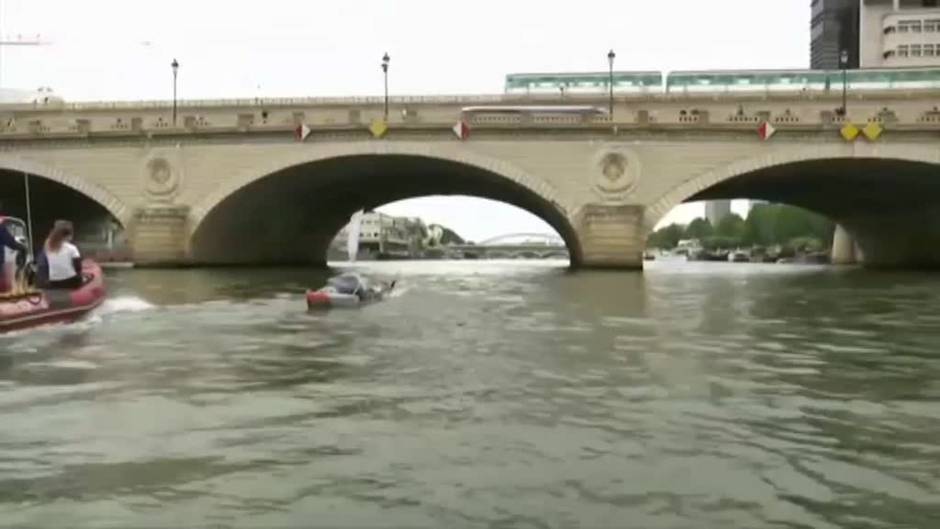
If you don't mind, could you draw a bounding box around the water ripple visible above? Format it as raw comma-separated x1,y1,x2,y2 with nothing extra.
1,262,939,528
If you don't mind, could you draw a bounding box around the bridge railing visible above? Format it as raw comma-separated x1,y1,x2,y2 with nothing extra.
1,91,940,139
53,94,530,111
7,85,940,112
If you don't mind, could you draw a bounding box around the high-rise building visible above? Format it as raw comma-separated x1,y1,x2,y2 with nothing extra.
859,0,940,67
812,1,940,70
811,0,861,69
705,201,732,227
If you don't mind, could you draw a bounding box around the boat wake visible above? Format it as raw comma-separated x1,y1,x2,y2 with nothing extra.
386,284,408,299
97,296,155,316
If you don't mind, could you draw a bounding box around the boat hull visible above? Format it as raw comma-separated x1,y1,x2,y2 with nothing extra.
0,260,107,333
305,283,393,310
306,290,362,309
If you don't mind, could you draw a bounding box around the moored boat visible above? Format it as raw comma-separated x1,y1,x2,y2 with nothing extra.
0,259,107,333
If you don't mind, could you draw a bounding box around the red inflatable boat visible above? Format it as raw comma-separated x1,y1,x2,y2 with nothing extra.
0,259,107,333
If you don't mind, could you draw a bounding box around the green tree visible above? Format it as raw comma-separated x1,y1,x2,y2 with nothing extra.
701,235,741,250
684,218,713,240
647,223,685,249
743,205,773,246
743,204,835,248
715,213,746,240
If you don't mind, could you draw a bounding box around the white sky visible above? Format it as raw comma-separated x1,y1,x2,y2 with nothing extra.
1,0,809,241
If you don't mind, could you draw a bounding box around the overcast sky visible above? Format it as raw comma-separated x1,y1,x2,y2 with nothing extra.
1,0,810,241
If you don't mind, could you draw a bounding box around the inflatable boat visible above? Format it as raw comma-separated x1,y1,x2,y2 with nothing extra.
306,273,395,309
0,259,107,333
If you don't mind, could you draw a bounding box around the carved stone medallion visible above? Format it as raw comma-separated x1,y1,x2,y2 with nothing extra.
593,147,639,201
143,156,180,201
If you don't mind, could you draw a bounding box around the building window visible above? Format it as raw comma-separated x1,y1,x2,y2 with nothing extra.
898,45,910,57
911,44,922,57
926,19,940,32
925,44,936,56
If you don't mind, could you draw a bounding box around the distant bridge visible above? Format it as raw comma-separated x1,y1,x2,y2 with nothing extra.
475,232,565,246
444,232,568,259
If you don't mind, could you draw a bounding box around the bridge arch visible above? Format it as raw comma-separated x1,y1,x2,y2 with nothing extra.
0,154,130,226
644,144,940,267
645,144,940,230
189,142,582,266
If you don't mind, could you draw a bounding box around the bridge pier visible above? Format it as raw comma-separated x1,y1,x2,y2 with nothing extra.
128,205,191,266
575,204,644,270
843,207,940,269
831,224,858,265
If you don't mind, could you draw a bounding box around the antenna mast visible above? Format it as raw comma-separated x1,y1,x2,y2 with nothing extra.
0,0,49,88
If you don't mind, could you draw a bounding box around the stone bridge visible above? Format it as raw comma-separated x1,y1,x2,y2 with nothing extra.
1,88,940,269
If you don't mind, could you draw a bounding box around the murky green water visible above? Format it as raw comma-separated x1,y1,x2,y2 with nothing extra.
1,260,939,528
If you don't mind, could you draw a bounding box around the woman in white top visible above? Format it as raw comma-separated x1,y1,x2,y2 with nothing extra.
44,220,82,289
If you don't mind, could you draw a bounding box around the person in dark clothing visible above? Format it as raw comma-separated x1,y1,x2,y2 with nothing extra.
0,204,28,294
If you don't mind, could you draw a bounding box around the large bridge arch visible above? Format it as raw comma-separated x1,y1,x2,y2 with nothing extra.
644,144,940,267
188,142,582,266
0,154,130,227
645,144,940,230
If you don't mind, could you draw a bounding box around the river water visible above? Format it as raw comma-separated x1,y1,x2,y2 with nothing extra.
1,260,938,528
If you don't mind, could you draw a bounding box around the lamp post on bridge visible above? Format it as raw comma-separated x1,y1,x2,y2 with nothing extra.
607,49,616,120
171,58,179,126
381,52,390,121
840,49,848,117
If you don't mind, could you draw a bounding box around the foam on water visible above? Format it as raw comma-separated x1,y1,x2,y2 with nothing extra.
97,296,155,316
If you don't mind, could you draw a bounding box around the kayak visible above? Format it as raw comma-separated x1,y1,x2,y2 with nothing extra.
306,279,395,310
0,259,107,333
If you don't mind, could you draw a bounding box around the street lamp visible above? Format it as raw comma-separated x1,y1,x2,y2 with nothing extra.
381,53,390,120
171,58,179,126
607,49,616,119
840,49,848,117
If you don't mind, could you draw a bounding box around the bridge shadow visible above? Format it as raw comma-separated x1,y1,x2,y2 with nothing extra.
654,157,940,269
190,154,580,268
0,169,122,254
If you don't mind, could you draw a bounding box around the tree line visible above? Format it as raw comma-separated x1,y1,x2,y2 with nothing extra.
648,204,835,252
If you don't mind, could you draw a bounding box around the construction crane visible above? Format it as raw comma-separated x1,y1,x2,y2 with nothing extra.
0,0,52,87
0,34,49,90
0,33,45,45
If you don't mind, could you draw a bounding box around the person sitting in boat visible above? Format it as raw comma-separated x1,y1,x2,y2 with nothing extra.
326,273,392,302
0,209,27,294
42,220,83,289
327,273,370,301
